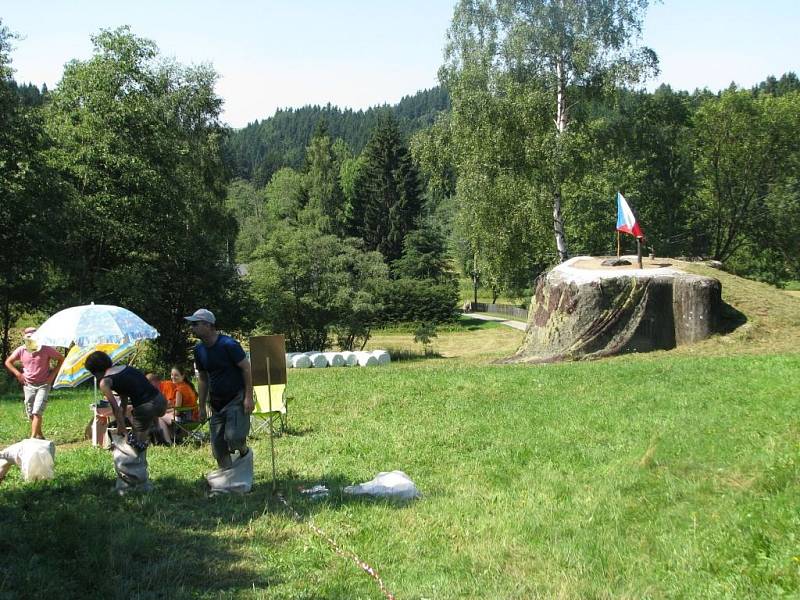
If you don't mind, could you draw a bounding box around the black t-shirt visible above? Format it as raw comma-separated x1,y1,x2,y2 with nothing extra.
105,366,158,407
193,334,246,410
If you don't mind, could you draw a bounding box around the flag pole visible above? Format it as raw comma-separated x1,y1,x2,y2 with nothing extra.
616,231,620,258
636,236,643,269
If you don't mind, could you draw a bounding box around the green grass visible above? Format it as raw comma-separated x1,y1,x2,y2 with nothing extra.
1,267,799,598
2,352,799,598
782,280,800,291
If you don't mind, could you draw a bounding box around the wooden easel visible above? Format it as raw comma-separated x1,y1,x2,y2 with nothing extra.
249,335,287,492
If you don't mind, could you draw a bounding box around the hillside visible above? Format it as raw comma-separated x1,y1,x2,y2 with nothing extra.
223,86,449,186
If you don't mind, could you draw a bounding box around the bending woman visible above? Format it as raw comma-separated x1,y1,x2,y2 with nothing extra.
85,351,167,452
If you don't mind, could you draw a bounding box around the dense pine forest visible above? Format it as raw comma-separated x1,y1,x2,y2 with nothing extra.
2,6,799,369
223,86,450,186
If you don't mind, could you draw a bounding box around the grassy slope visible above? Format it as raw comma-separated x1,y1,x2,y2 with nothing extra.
0,267,798,599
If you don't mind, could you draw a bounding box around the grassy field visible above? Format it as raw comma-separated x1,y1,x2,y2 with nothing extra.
1,270,799,599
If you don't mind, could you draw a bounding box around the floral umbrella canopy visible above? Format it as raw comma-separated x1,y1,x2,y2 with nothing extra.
33,303,159,348
53,341,139,389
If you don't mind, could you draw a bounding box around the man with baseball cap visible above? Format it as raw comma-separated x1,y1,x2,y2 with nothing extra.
185,309,254,470
4,327,65,439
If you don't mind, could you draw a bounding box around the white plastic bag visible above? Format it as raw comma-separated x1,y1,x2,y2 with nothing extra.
343,470,420,500
206,449,254,495
0,438,56,482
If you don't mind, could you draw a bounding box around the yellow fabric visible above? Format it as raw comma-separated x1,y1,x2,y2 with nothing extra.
253,384,286,414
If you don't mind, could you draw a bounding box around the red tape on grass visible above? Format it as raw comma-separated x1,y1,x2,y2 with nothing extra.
276,493,396,600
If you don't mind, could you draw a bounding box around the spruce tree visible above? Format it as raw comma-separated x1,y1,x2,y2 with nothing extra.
348,114,423,264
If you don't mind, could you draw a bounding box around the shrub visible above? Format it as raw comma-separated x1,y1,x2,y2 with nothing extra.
376,278,459,325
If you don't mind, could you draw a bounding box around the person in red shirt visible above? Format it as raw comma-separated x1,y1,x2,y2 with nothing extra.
4,327,65,439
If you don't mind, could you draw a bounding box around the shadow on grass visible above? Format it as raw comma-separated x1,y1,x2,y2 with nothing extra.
454,317,501,331
0,472,287,600
718,299,748,334
0,465,411,599
384,349,445,364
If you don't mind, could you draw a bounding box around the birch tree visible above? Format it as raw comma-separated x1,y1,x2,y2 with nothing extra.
443,0,658,262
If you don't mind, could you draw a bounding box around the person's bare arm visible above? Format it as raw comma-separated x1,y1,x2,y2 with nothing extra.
98,378,127,436
197,370,209,420
47,351,65,386
237,358,253,413
3,355,24,385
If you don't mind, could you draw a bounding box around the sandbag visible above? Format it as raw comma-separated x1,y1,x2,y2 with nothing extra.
110,434,152,495
0,438,56,482
343,470,420,500
206,448,254,495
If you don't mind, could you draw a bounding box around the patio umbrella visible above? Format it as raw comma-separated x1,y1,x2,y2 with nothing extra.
33,303,159,348
53,341,138,389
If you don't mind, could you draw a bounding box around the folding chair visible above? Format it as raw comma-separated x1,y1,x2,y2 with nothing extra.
251,383,287,436
171,406,208,444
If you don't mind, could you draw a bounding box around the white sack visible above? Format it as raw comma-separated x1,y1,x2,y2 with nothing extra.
111,434,152,495
206,449,254,495
343,470,420,500
0,438,56,482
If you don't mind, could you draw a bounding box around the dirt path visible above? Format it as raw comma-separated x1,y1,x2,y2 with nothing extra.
468,313,527,331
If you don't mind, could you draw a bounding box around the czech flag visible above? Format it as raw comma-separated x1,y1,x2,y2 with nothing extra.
616,192,644,238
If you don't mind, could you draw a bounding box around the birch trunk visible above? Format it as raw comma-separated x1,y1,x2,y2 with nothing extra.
552,57,570,262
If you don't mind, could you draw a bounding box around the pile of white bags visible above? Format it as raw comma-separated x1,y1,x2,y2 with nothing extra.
0,438,55,482
285,350,390,368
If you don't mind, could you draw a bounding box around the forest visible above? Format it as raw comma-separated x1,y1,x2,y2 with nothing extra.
2,2,799,369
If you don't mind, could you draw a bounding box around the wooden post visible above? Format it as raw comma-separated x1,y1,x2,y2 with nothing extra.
266,356,277,493
636,237,643,269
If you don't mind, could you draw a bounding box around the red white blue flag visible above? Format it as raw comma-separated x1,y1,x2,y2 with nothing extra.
616,192,644,238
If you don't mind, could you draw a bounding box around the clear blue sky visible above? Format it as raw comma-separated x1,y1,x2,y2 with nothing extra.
3,1,799,128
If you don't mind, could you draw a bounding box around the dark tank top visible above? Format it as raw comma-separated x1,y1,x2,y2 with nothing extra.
106,366,158,407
